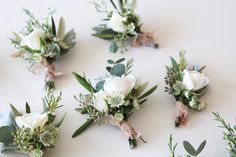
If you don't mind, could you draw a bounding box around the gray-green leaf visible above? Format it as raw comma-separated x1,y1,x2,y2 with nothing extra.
196,140,206,155
183,141,196,156
110,64,125,77
109,42,118,53
0,126,14,144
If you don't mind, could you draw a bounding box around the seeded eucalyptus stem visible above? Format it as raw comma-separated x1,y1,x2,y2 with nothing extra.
72,119,95,138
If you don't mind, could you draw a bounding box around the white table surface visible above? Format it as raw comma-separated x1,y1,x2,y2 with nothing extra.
0,0,236,156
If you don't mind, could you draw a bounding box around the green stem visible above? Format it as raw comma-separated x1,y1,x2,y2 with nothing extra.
72,119,94,138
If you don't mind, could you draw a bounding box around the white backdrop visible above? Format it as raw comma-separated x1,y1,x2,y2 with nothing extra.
0,0,236,156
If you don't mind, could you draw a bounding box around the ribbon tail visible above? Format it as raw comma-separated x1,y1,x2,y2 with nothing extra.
174,101,189,127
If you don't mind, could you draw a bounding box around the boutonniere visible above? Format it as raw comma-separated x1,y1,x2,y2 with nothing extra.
72,58,157,149
0,90,65,157
213,112,236,157
10,8,76,89
165,51,210,127
91,0,158,53
168,135,206,157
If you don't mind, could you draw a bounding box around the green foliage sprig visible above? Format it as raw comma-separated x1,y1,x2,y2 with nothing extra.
168,134,206,157
213,112,236,157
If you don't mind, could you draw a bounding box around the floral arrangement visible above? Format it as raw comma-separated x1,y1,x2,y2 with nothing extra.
91,0,158,53
213,112,236,157
165,51,210,127
0,90,65,157
168,134,206,157
10,8,76,89
72,58,158,149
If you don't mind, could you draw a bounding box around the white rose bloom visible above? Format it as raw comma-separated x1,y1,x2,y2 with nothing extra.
15,113,48,130
93,90,109,112
103,75,136,97
107,11,126,33
182,70,209,91
123,0,137,10
20,29,44,51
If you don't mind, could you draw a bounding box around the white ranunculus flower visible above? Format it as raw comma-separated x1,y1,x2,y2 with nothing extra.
103,75,136,97
15,113,48,130
93,90,109,112
123,0,137,10
107,11,126,33
20,29,44,51
182,70,209,91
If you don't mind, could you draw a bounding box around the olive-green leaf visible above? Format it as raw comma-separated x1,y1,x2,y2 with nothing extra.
10,104,21,116
115,58,125,63
55,112,67,127
92,33,115,40
131,82,149,97
72,119,94,138
57,17,65,40
72,72,96,93
25,102,31,113
0,126,14,143
138,85,158,100
196,140,206,155
183,141,196,156
48,15,56,36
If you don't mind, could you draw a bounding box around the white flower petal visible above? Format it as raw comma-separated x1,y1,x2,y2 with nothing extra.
93,91,109,112
103,75,136,97
107,11,126,33
15,113,48,130
183,70,209,91
20,30,43,51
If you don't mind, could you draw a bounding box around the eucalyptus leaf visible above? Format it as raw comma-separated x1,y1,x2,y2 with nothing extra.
106,66,111,72
0,126,14,144
110,64,125,77
96,80,105,91
107,59,115,64
109,42,118,53
183,141,196,156
73,72,96,93
234,125,236,131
